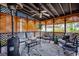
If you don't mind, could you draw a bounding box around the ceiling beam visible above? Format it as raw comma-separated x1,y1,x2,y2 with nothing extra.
19,9,32,17
23,3,34,11
58,3,65,15
40,3,55,17
22,9,33,15
69,3,72,14
47,3,59,16
42,12,79,21
29,3,38,10
23,8,33,14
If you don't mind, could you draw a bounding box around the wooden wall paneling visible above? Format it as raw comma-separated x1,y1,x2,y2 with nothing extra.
0,13,1,33
33,20,36,31
6,14,12,33
0,13,6,33
27,19,34,31
33,20,36,37
26,18,28,32
54,18,64,24
22,18,27,32
41,20,45,25
45,19,53,25
14,16,18,32
24,18,27,32
35,20,40,31
17,17,20,32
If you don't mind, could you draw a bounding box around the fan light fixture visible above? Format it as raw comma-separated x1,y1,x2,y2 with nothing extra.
31,4,50,18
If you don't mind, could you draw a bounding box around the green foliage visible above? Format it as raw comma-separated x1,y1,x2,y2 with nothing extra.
38,24,42,29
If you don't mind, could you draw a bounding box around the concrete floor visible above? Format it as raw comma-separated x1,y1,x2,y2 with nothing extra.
0,39,78,56
21,40,65,56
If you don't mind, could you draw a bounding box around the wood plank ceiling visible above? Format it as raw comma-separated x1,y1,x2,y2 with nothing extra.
6,3,79,20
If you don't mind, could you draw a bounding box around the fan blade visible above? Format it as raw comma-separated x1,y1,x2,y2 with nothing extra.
31,11,36,12
43,13,50,17
17,3,23,8
16,3,23,10
32,14,37,17
41,10,47,13
39,13,42,18
0,3,8,7
30,11,38,13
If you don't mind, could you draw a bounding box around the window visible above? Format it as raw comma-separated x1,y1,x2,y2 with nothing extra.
54,24,64,32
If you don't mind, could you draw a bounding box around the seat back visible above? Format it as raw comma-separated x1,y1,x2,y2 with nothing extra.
17,32,27,55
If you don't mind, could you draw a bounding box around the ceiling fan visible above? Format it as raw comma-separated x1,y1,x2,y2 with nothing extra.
31,4,50,18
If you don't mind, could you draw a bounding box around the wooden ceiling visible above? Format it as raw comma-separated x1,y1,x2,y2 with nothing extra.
0,3,79,22
18,3,79,20
0,3,79,33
